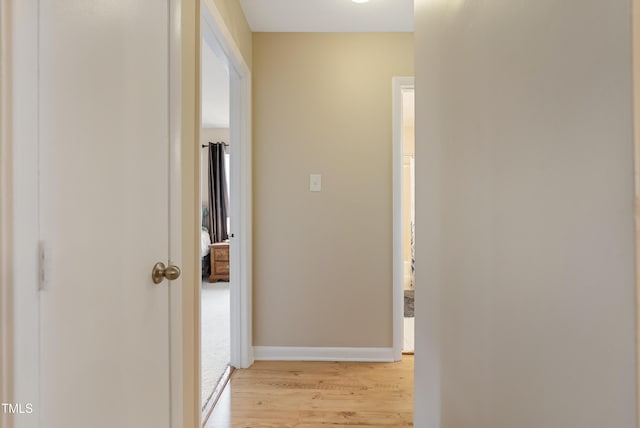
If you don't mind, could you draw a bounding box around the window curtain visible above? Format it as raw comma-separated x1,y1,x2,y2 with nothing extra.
207,142,229,243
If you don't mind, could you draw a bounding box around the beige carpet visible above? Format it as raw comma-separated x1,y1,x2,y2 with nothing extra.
201,281,230,409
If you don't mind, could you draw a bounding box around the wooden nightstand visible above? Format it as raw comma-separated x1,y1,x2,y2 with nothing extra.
209,242,230,282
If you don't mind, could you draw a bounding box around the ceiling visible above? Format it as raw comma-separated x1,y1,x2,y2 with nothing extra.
239,0,414,32
202,0,414,128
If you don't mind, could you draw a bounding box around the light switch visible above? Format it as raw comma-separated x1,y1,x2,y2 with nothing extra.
310,174,322,192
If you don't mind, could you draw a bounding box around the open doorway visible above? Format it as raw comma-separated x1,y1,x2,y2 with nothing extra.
200,29,232,416
393,77,415,357
195,1,253,424
401,87,415,353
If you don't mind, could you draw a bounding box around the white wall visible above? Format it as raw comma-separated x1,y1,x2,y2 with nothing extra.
414,1,637,427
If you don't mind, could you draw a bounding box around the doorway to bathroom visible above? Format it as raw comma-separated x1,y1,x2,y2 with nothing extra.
393,77,415,356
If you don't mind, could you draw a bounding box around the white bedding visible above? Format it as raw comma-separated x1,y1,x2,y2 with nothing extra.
201,229,211,258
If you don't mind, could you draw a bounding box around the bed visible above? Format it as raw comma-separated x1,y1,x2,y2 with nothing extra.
201,207,212,278
201,228,211,278
201,228,211,259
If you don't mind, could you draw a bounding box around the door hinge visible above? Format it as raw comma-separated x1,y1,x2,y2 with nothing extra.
39,241,50,290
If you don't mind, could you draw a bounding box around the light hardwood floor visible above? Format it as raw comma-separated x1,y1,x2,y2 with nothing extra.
205,356,414,427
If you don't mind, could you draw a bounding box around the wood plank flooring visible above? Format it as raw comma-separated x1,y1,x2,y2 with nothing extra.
205,356,413,427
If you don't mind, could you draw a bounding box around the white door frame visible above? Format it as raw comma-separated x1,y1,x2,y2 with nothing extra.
4,1,186,427
200,0,253,370
392,76,415,360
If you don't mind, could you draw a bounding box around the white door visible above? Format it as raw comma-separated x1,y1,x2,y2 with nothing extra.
37,2,176,427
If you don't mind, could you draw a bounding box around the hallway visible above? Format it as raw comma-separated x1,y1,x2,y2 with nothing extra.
205,356,414,427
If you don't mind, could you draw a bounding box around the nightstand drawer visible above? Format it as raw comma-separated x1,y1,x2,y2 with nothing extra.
214,262,230,274
208,241,230,282
212,248,229,261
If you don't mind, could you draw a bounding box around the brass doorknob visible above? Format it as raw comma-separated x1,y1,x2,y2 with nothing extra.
152,262,182,284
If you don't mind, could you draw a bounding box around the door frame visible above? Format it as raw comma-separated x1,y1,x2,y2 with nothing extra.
0,1,14,427
199,0,253,372
392,76,414,360
2,2,41,427
4,1,186,426
169,0,184,426
633,1,640,428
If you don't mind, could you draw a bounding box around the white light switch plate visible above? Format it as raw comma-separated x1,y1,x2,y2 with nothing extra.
310,174,321,192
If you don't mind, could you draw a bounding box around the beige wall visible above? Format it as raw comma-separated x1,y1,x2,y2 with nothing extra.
181,1,199,427
211,0,252,68
635,2,640,419
414,1,636,427
252,32,413,348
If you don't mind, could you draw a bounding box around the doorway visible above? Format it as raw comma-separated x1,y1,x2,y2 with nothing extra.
393,77,415,357
401,88,415,353
197,1,253,424
200,36,231,414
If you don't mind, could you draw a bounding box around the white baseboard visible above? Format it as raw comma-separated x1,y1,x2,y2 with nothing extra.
253,346,395,362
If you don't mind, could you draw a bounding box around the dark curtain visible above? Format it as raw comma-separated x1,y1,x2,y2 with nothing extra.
208,142,229,243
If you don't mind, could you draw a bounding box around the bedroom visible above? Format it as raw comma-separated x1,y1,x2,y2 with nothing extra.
199,37,232,417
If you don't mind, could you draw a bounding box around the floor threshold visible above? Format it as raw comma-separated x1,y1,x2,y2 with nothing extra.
202,365,234,427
